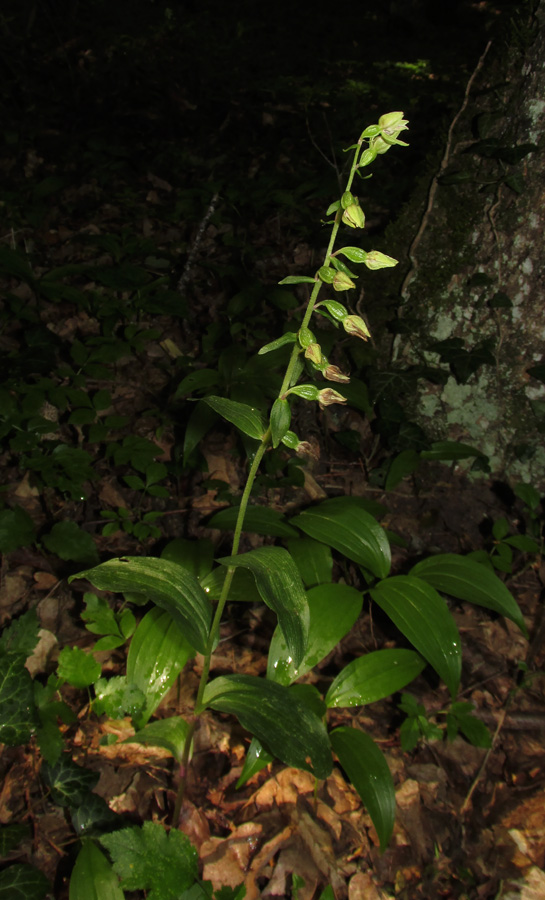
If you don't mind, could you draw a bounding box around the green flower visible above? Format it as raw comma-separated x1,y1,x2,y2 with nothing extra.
332,271,356,292
342,203,365,229
318,388,347,409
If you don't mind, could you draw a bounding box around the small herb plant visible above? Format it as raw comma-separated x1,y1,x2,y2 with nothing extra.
0,113,530,899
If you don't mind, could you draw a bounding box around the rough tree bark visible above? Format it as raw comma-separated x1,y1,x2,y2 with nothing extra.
394,2,545,488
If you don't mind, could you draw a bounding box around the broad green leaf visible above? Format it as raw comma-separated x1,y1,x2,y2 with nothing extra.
219,548,309,667
0,505,36,553
100,821,198,899
371,576,461,698
330,727,395,851
0,863,50,900
183,401,217,464
504,535,540,554
0,823,29,856
325,649,426,708
202,396,265,440
70,793,120,838
385,449,420,491
410,553,528,637
278,275,316,285
236,736,274,788
202,674,332,779
127,607,194,727
291,497,391,579
175,369,220,398
200,565,262,603
514,482,541,510
42,755,99,807
208,506,299,538
258,332,297,355
270,398,291,448
125,716,190,762
57,647,101,688
284,538,333,587
161,538,214,580
267,583,362,685
420,441,486,461
0,652,38,745
69,840,124,900
70,557,212,654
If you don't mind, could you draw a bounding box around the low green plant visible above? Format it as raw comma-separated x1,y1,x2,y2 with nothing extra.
0,112,531,899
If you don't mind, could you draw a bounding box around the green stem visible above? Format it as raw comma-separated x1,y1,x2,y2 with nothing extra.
172,132,367,826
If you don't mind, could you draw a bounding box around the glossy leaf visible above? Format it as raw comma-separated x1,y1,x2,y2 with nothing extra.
330,727,395,851
385,449,420,491
127,608,194,727
71,557,212,654
208,506,299,538
219,548,309,667
325,649,426,708
284,538,333,587
270,398,291,448
0,863,50,900
420,441,486,461
291,497,391,579
410,553,528,637
202,674,332,779
202,396,265,440
371,576,461,698
161,538,214,580
125,716,190,762
267,583,362,685
258,331,297,355
336,246,368,264
69,840,124,900
200,565,262,604
236,736,274,788
278,275,316,285
182,401,217,464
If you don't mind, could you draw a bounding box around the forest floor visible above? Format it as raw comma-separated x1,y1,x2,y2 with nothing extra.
2,2,545,898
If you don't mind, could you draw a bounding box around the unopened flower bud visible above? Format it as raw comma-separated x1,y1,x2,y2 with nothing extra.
364,250,398,270
342,204,365,229
304,342,322,366
318,388,347,409
324,365,350,384
358,147,378,168
295,440,317,458
343,315,371,341
370,135,391,155
341,191,356,209
332,271,355,292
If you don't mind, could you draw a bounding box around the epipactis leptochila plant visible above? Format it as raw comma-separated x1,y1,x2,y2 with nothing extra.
70,109,527,854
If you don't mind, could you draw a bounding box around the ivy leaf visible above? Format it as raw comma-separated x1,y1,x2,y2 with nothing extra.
0,823,29,856
0,863,50,900
100,821,198,899
41,755,99,807
0,652,38,745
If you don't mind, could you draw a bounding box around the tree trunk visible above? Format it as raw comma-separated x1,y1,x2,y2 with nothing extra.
395,2,545,488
